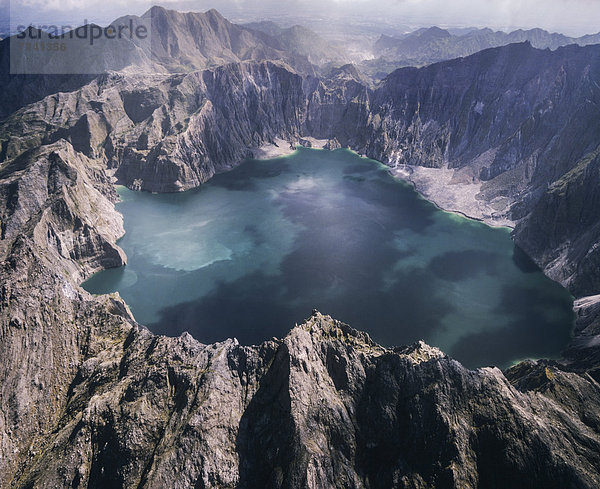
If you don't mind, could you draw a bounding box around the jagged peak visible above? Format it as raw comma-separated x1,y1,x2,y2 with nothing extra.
410,26,452,40
9,25,45,40
284,24,313,34
337,63,360,75
394,340,447,364
423,26,451,36
479,27,495,34
205,8,226,19
142,5,168,18
328,63,365,83
291,311,447,363
141,5,227,21
293,310,379,350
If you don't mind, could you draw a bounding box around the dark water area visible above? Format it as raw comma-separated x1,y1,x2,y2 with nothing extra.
83,148,574,368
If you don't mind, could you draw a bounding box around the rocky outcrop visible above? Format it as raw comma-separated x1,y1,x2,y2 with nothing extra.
0,62,308,192
323,138,341,150
515,150,600,297
0,139,132,487
121,6,315,75
2,268,600,489
4,280,600,488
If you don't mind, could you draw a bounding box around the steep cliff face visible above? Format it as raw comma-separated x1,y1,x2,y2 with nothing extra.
0,62,308,192
515,150,600,297
118,6,315,74
0,140,133,487
4,292,600,489
0,6,315,121
116,62,308,191
362,43,600,179
358,43,600,296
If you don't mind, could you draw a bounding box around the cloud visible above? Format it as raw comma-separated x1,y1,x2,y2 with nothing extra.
4,0,600,36
391,0,600,35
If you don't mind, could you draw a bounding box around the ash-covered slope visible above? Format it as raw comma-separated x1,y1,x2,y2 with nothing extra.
2,33,600,488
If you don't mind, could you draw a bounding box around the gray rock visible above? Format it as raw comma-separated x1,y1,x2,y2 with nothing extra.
324,138,341,150
2,34,600,489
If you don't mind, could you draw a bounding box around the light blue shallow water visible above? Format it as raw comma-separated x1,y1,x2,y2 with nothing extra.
83,148,574,368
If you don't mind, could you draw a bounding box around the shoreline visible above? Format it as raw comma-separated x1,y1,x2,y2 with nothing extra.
389,164,516,230
102,142,593,366
253,141,515,230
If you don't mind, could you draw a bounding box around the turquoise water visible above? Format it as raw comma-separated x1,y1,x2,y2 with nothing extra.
83,148,574,368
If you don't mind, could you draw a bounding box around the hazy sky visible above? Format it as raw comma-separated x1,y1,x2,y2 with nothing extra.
3,0,600,36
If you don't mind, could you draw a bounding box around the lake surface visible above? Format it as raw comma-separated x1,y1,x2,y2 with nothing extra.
83,148,574,368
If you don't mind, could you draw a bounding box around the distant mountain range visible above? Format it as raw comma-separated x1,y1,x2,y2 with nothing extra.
4,7,600,90
361,25,600,79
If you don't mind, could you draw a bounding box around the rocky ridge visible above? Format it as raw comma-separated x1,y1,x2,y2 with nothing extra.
363,25,600,79
0,6,315,120
1,23,600,489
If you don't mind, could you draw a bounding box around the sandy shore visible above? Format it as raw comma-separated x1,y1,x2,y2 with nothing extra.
391,164,515,229
252,137,330,160
252,141,515,229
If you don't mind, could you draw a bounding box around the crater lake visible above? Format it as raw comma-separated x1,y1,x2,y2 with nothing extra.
83,147,575,368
